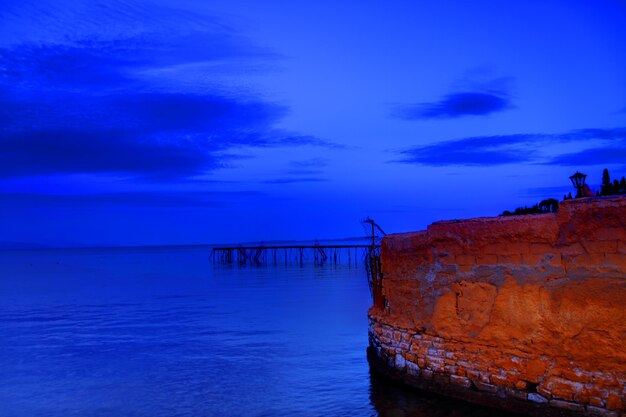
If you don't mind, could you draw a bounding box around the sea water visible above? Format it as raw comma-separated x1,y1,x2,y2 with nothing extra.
0,247,515,416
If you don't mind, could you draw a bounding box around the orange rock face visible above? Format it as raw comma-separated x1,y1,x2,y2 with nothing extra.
368,196,626,416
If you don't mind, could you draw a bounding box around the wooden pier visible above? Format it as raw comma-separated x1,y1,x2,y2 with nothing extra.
210,244,377,266
210,218,387,306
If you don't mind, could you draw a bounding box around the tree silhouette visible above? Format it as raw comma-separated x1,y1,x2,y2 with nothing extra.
599,168,626,196
601,168,613,195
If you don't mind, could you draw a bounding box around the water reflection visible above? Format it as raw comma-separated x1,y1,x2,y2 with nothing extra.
369,368,521,417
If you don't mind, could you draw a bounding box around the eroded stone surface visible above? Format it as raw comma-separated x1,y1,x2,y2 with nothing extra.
369,196,626,416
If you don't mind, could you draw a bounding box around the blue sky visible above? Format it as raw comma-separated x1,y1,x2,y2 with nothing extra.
1,0,625,247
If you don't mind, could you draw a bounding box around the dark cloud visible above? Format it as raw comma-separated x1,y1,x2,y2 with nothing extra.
542,128,626,166
0,128,209,178
0,24,340,179
393,128,626,167
0,89,303,178
393,92,512,120
546,147,626,166
561,128,626,141
394,134,538,166
1,89,285,136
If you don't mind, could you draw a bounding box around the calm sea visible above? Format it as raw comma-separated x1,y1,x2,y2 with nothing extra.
0,247,515,416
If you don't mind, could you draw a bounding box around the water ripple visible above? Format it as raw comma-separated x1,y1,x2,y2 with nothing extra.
0,248,518,417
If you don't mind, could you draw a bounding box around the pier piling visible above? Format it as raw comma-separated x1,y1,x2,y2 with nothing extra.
211,244,376,267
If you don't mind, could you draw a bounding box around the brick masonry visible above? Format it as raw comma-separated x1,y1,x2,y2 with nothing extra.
368,196,626,417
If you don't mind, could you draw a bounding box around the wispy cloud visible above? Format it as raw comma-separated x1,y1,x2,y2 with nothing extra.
394,134,539,166
284,169,324,176
282,157,330,176
273,135,344,149
261,177,328,184
0,190,262,208
393,128,626,166
0,1,341,180
289,158,330,168
546,147,626,166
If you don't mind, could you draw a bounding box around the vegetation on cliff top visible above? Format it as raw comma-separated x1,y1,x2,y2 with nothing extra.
501,199,559,216
501,168,625,217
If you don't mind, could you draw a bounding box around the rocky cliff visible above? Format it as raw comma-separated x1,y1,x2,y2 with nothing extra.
368,196,626,416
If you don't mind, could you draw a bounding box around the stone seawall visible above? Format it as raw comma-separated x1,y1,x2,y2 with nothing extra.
368,196,626,417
